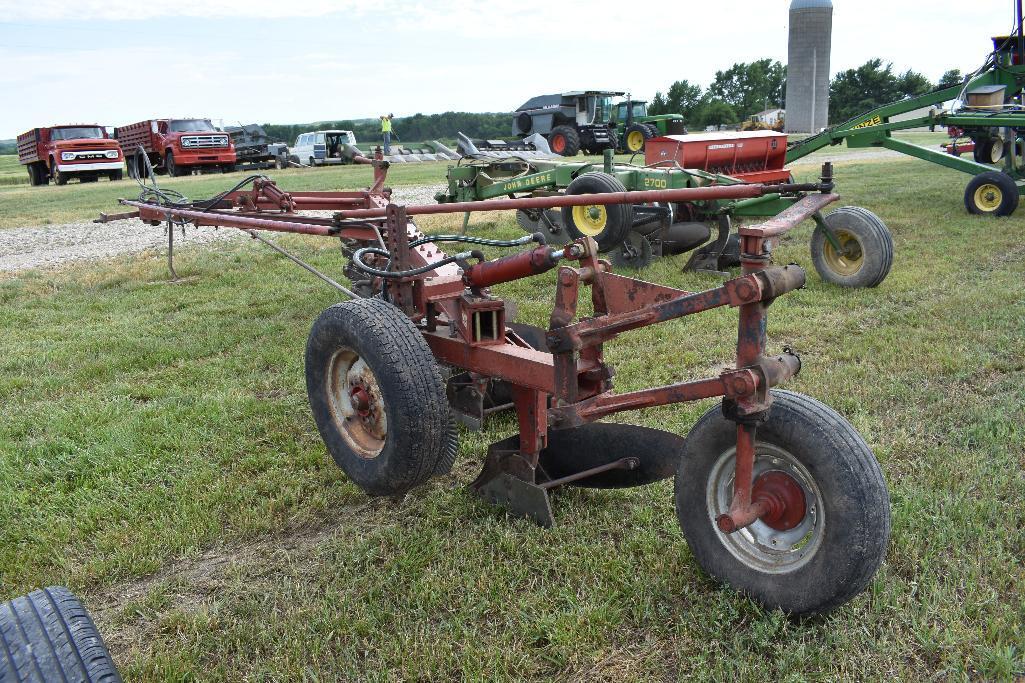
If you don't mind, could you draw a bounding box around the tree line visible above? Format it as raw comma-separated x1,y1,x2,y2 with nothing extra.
649,59,965,128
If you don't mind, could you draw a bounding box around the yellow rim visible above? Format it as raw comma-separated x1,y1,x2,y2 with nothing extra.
822,229,864,276
973,183,1003,212
572,205,608,236
627,130,645,151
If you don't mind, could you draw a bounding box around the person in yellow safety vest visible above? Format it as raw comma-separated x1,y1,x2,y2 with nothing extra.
380,114,394,154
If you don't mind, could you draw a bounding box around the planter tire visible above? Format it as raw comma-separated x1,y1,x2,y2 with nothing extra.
560,172,634,252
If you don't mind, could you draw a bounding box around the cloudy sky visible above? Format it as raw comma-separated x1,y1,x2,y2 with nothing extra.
0,0,1017,138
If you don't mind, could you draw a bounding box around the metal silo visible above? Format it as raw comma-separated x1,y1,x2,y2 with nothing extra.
785,0,833,133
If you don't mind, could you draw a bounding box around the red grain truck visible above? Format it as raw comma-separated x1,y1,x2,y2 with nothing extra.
115,118,237,177
18,125,124,186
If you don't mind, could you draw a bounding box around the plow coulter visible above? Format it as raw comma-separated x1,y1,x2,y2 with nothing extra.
102,157,890,616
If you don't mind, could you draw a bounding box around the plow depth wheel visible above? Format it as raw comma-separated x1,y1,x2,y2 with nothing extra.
964,171,1019,216
561,172,634,252
305,298,454,496
674,390,890,616
810,207,893,288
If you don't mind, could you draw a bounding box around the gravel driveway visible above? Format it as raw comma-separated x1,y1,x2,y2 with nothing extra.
0,184,445,274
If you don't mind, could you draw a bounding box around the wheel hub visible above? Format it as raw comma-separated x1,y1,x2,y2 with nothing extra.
328,348,387,458
974,183,1002,211
823,229,864,276
752,470,807,531
572,204,608,236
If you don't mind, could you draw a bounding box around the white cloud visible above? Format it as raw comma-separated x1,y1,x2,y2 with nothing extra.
0,0,358,20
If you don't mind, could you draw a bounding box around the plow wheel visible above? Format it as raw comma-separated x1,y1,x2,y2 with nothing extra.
305,298,454,496
964,171,1019,216
611,231,653,270
810,207,893,288
674,390,890,616
561,172,634,252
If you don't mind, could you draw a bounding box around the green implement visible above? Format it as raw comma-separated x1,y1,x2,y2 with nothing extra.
786,39,1025,215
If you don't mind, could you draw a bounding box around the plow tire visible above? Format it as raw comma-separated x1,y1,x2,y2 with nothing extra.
811,207,893,288
305,298,454,496
674,390,890,617
0,586,122,682
964,171,1019,216
561,172,634,252
549,125,580,157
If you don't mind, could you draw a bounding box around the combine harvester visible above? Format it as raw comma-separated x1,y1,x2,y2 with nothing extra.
437,130,894,288
786,13,1025,216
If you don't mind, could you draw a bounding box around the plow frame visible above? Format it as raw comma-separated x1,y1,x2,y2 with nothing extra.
112,158,839,530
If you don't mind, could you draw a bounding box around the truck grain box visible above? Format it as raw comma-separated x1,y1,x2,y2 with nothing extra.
17,125,124,186
115,118,237,177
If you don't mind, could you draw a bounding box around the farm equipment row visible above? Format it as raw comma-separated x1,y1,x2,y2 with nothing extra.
438,131,894,288
99,155,890,616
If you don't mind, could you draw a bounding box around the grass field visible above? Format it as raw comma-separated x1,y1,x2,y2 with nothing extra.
0,152,1023,680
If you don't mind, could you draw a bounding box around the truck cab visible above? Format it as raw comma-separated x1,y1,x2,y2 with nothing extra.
18,125,124,186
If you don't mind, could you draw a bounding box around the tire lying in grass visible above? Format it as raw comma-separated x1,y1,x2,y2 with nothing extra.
560,172,634,252
810,206,893,288
674,390,891,617
0,586,122,682
964,171,1019,216
305,298,455,496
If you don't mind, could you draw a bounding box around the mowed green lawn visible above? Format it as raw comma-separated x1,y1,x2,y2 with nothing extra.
0,155,1023,681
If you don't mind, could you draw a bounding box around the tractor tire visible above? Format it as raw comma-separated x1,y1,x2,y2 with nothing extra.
305,298,455,496
643,123,661,139
810,206,894,288
604,130,619,154
624,123,652,153
674,390,890,617
561,172,634,252
964,171,1019,216
548,126,580,157
0,586,123,682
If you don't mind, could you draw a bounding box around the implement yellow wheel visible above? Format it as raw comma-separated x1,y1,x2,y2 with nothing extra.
571,204,608,236
972,183,1003,212
964,171,1019,216
627,130,645,152
821,229,864,276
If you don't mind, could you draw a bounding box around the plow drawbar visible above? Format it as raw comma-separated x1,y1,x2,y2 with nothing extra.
105,156,890,616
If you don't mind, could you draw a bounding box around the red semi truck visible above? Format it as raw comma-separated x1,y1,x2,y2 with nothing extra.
115,119,237,177
17,125,124,186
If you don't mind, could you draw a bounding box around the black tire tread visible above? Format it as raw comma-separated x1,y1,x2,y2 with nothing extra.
0,587,122,683
549,125,580,157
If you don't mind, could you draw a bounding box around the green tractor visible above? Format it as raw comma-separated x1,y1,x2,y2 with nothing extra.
611,97,688,153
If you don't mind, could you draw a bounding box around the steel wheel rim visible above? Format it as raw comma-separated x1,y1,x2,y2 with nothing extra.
327,346,387,458
823,229,864,276
572,204,607,236
627,130,645,151
706,442,824,573
551,134,566,153
974,183,1003,212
